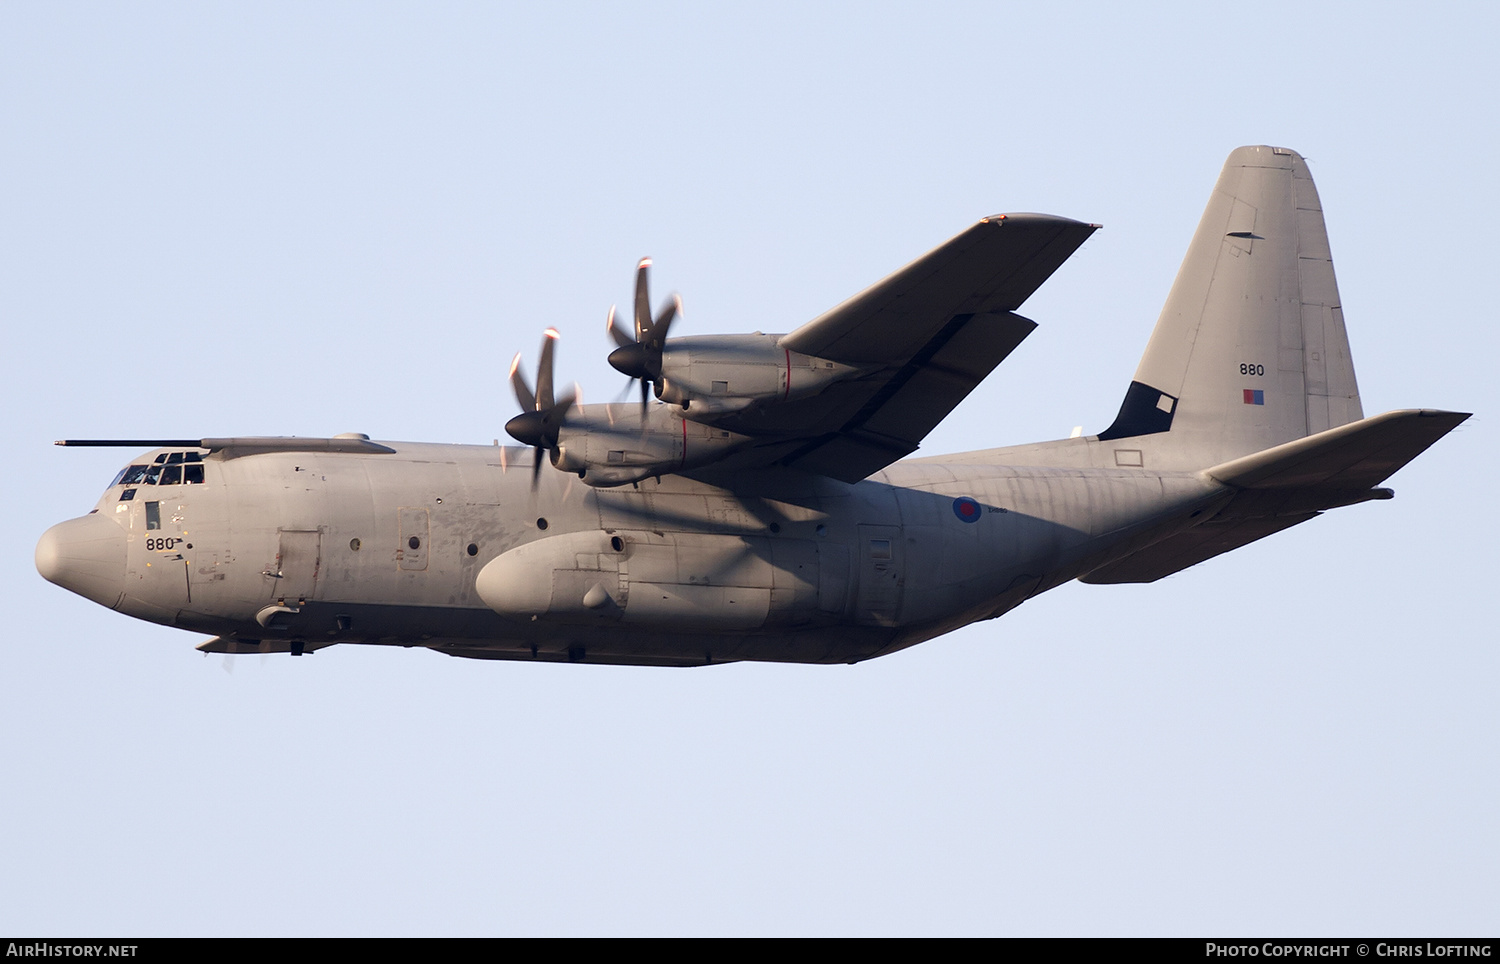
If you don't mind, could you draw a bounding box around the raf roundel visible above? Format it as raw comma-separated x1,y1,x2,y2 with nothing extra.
952,496,981,523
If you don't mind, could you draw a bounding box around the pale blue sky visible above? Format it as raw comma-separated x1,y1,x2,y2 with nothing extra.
3,2,1496,935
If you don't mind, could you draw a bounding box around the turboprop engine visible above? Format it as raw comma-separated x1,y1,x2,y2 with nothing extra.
649,333,862,420
550,403,754,487
604,258,862,422
506,327,759,487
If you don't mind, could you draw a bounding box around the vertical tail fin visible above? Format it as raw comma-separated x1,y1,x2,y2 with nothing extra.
1099,146,1362,464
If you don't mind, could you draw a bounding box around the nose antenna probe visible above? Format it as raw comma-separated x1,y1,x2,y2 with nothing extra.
54,437,398,457
56,439,203,447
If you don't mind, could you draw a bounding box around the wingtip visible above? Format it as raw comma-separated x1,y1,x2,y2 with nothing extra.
981,212,1099,230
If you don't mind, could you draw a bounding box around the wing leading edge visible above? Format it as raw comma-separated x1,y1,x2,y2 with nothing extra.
702,214,1098,484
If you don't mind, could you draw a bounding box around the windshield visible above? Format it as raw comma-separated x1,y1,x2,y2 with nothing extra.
111,452,206,488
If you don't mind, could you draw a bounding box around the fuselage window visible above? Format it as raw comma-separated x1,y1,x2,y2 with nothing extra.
145,502,161,531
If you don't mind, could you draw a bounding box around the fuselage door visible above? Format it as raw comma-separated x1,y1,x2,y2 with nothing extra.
273,528,322,604
855,524,903,626
134,498,191,606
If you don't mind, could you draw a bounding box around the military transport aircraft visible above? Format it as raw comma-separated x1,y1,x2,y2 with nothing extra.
36,146,1467,666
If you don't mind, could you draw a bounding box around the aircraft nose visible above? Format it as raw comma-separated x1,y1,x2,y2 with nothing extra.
36,514,128,609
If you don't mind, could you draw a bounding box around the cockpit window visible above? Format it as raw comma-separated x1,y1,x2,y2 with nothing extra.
114,453,207,487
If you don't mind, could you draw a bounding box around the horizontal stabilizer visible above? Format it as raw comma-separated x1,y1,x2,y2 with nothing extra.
1081,409,1468,584
1081,513,1319,584
1204,409,1470,491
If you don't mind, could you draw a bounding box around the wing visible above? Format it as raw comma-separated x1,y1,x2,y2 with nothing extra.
706,213,1098,483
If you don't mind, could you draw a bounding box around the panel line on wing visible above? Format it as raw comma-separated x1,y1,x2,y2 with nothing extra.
779,312,977,471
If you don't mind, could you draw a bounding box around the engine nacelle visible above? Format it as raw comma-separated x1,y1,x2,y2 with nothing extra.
550,403,754,487
654,333,862,419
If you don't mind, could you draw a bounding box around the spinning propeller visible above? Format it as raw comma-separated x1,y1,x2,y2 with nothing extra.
606,257,680,414
505,328,576,488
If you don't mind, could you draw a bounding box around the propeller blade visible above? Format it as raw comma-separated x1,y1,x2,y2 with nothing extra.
507,330,574,480
649,294,679,349
634,257,652,343
536,328,559,411
544,391,576,433
606,258,682,415
606,305,633,350
509,353,536,414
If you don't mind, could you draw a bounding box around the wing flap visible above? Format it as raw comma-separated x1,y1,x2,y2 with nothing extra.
779,310,1038,481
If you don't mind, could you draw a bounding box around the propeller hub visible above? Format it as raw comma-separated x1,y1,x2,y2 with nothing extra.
504,411,550,449
608,343,652,380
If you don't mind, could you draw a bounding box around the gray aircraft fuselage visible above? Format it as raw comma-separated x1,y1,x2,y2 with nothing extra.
41,438,1220,665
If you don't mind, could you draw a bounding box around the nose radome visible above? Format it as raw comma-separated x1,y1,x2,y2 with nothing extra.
36,514,128,610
